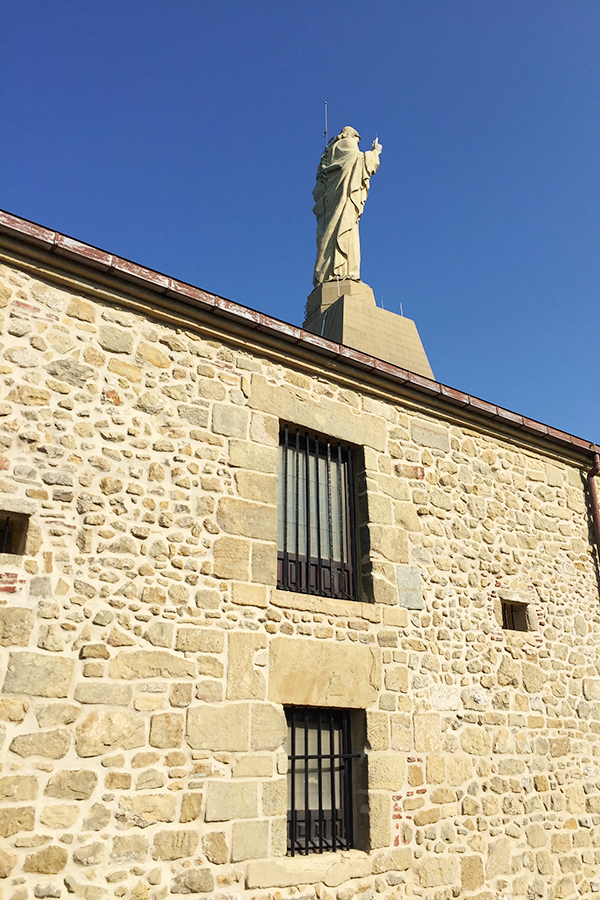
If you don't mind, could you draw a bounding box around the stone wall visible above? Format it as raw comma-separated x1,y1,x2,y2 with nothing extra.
0,257,599,900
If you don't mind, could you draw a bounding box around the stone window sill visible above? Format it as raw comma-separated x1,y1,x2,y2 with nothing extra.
246,849,372,889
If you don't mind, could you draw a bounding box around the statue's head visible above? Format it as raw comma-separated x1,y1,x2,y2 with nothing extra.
339,126,360,141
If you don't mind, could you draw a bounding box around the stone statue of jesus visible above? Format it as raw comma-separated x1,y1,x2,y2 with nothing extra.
312,126,382,288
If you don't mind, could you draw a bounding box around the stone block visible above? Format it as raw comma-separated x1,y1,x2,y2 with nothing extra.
395,564,424,609
186,702,249,751
262,778,287,816
246,849,372,888
118,794,177,826
23,846,68,874
44,770,97,799
10,729,70,758
75,709,146,757
460,725,491,755
268,637,380,708
98,324,133,354
410,418,450,452
231,819,269,861
369,792,391,849
372,847,411,873
205,781,258,821
0,775,38,801
149,713,183,748
110,835,148,863
390,713,411,752
217,497,277,541
152,830,198,860
0,806,34,837
227,632,267,700
414,713,441,752
73,841,105,866
368,753,405,790
229,440,278,473
82,803,111,831
74,684,132,705
447,755,472,785
0,698,28,722
235,470,278,503
430,683,461,710
171,869,215,894
522,662,545,694
461,855,484,891
366,710,389,751
3,652,73,697
486,836,510,877
109,650,194,679
175,628,224,653
0,607,34,646
40,803,79,829
212,404,249,437
367,524,408,563
251,542,278,585
202,831,228,864
251,702,287,750
180,792,203,823
213,536,251,580
415,856,459,887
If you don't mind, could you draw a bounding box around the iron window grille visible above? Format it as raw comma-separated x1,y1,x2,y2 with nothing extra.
277,426,358,601
501,600,528,632
285,707,359,856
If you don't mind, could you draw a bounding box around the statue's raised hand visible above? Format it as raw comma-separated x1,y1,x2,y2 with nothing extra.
372,139,382,153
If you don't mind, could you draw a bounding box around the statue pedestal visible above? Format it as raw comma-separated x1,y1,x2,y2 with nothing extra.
303,280,434,380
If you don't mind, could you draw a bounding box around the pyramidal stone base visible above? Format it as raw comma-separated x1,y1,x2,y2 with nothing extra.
303,280,434,380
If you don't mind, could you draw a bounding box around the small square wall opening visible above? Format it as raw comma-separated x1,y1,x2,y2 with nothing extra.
501,600,529,632
0,512,30,555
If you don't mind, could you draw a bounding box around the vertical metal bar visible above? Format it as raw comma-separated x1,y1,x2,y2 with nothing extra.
326,440,333,598
336,443,345,599
2,517,9,554
343,713,353,849
289,710,296,856
315,437,322,596
304,709,310,855
317,711,323,853
346,448,358,602
295,429,300,592
329,714,337,850
282,426,289,590
305,432,311,595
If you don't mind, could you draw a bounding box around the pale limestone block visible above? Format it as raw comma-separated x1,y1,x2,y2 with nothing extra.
98,324,133,354
231,819,269,861
246,849,372,889
143,621,174,648
118,794,177,827
0,845,17,878
565,784,585,812
0,806,34,837
178,404,209,427
229,439,279,473
171,869,215,894
522,662,545,694
583,679,600,701
74,684,132,705
367,524,408,563
110,835,148,862
109,650,195,680
486,836,511,878
410,418,450,452
186,702,249,751
461,855,484,891
3,652,73,698
75,709,146,757
73,841,105,866
217,496,277,541
82,803,111,831
368,753,405,790
0,697,28,723
526,824,548,848
268,637,380,708
372,847,411,873
383,606,408,627
394,501,421,532
227,632,267,701
202,831,228,865
251,542,277,585
135,341,170,369
369,792,391,849
251,703,287,751
10,728,70,759
414,713,441,752
366,710,389,751
180,792,203,824
447,755,472,786
212,404,249,437
175,628,224,653
6,385,50,405
213,536,251,580
0,775,38,801
426,755,445,784
460,726,491,755
262,778,287,816
44,770,97,800
23,846,68,874
384,666,408,693
390,713,411,752
147,712,183,748
108,357,142,382
235,470,278,503
136,769,166,790
231,581,268,607
415,855,460,888
232,755,273,778
152,829,198,860
0,607,34,646
205,781,258,821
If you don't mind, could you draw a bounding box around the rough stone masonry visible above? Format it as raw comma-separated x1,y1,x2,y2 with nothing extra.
0,216,599,900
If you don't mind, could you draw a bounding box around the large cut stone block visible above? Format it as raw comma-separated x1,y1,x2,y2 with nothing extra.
227,632,267,700
75,709,146,757
0,608,34,646
415,855,460,888
246,849,372,888
110,651,195,680
3,652,73,698
205,781,258,821
231,820,269,861
251,703,287,751
186,703,250,751
268,638,380,708
217,497,277,541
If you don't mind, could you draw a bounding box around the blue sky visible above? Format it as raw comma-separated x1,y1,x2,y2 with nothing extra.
2,2,600,441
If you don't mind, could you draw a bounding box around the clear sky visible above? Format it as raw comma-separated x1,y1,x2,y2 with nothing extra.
2,2,600,441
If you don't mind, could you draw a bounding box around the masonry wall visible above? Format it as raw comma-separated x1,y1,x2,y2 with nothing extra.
0,258,599,900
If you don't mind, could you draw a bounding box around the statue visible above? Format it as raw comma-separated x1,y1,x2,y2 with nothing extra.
312,126,382,287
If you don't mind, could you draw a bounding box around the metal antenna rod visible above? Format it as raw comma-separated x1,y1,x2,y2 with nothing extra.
324,101,328,146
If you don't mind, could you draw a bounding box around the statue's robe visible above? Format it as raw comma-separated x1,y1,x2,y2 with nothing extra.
313,136,380,287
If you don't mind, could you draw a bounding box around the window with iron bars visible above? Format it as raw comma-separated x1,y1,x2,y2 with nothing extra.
277,426,358,601
0,512,29,555
501,600,529,632
285,707,360,856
